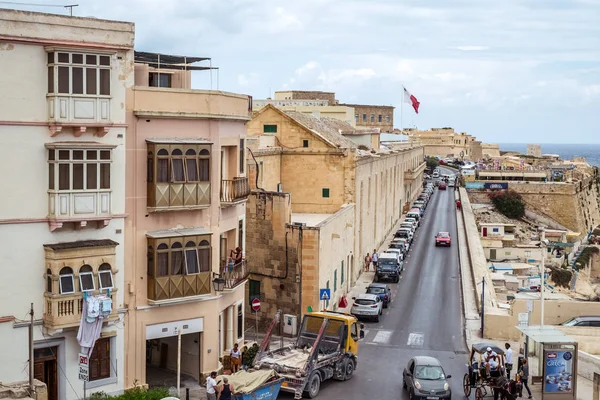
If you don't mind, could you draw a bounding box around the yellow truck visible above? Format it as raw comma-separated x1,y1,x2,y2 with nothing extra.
253,310,364,399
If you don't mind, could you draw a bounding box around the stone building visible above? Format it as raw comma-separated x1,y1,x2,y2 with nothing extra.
244,105,423,330
341,103,395,132
527,144,542,158
124,52,250,386
0,9,133,399
408,127,499,160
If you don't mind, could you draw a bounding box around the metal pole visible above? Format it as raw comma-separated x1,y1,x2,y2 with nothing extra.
280,312,283,349
255,310,258,343
540,238,546,327
186,387,190,400
177,328,181,397
29,303,34,393
481,278,485,337
83,381,86,400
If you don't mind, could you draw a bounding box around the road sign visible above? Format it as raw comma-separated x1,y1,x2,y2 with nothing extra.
251,298,261,312
319,288,331,301
78,353,89,367
527,300,534,313
518,312,529,327
78,352,89,381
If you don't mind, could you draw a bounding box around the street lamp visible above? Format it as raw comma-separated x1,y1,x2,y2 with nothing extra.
537,227,549,327
212,273,226,292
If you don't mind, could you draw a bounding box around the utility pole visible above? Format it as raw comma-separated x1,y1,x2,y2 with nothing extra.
29,303,34,393
481,278,485,337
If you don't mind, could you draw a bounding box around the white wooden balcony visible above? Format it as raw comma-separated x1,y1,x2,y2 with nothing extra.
47,95,112,137
48,190,112,231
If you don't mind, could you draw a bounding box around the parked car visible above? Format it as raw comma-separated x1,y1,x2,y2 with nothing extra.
392,237,410,253
435,232,452,247
385,248,405,262
389,240,408,255
403,356,452,400
351,293,383,322
395,228,413,243
366,283,393,308
406,210,421,223
438,183,447,190
400,222,416,234
375,253,401,283
561,316,600,327
404,217,419,230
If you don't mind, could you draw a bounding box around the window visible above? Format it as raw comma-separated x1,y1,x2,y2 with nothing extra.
185,241,200,274
148,237,211,278
151,146,210,184
48,148,112,192
199,149,210,181
185,149,198,182
263,125,277,133
59,267,74,294
355,114,359,122
303,140,309,148
322,188,330,198
239,139,245,174
79,265,95,292
148,72,172,88
362,114,367,122
370,114,375,122
237,304,243,339
98,263,113,290
334,269,337,292
46,269,53,293
249,279,260,303
378,114,382,123
89,337,111,381
47,51,111,96
492,228,499,233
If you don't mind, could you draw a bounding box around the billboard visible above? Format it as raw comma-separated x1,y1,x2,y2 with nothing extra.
484,182,508,190
465,182,485,189
544,350,574,394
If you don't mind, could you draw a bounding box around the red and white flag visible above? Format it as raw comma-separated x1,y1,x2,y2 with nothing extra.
403,87,420,114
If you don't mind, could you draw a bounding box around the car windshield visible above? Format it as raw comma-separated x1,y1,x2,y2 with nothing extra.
414,365,445,380
379,258,397,267
437,233,449,238
562,318,579,326
367,287,385,294
355,299,376,306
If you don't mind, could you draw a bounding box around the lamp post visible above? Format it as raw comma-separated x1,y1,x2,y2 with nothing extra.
537,227,548,327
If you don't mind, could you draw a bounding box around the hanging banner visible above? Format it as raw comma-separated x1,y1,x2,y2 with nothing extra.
484,182,508,190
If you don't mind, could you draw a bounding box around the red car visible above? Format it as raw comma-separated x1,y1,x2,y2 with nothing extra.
435,232,451,247
439,183,447,190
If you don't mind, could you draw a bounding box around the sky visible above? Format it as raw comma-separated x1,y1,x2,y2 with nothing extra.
4,0,600,143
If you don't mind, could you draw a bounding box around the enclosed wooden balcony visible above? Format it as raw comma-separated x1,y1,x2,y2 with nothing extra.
43,290,118,331
220,177,249,204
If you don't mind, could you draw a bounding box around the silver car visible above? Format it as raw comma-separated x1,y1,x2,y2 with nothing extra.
350,293,383,322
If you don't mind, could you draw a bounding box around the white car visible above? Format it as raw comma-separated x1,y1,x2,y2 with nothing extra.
400,222,416,234
392,237,410,253
404,218,418,230
384,248,404,263
351,293,383,322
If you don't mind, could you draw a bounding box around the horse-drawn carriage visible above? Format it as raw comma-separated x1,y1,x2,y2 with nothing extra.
463,343,519,399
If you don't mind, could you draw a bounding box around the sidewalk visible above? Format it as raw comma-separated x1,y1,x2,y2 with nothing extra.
455,189,595,400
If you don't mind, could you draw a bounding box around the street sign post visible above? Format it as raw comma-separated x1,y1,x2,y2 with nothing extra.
251,298,260,342
79,352,89,400
319,288,331,311
251,298,261,312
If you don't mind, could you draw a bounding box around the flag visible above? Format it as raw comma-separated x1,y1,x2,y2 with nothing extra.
403,87,420,114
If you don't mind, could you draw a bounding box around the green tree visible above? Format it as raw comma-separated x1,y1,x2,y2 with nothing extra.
425,157,439,171
488,189,525,219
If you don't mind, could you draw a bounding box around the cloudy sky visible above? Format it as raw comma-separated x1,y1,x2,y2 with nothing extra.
8,0,600,143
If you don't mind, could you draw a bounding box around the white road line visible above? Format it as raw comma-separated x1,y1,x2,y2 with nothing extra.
407,332,425,347
372,330,393,344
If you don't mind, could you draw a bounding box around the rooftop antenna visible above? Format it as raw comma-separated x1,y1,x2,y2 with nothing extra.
64,4,78,16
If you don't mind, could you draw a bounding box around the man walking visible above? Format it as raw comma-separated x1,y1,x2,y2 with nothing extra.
206,371,218,400
505,343,513,379
364,253,372,272
372,250,378,270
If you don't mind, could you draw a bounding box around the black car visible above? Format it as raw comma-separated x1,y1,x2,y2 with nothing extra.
403,356,452,399
395,228,412,243
375,253,401,283
366,283,392,308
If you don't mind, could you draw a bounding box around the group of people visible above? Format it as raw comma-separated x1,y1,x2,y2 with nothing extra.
364,249,379,272
205,344,242,400
483,343,532,399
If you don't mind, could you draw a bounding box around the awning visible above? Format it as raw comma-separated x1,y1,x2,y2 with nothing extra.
516,325,576,344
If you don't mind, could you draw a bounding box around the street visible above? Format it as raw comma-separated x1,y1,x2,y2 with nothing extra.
282,171,468,399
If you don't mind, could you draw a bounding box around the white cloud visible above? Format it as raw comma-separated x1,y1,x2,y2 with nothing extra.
237,73,260,87
451,46,490,51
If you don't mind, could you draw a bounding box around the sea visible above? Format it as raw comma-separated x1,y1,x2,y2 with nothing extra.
497,143,600,168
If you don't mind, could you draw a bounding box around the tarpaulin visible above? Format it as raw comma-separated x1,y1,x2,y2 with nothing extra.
216,369,280,394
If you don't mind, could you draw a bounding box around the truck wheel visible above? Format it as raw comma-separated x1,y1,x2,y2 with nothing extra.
305,372,321,399
343,358,355,380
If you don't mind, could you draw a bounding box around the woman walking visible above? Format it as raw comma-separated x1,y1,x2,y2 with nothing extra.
518,359,532,399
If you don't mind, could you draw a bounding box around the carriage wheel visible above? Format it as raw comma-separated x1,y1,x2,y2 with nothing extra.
475,387,485,400
463,374,472,397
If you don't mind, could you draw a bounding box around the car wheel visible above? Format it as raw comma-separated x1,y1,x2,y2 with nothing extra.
343,358,355,380
408,388,415,400
305,372,321,399
403,377,407,389
375,314,380,322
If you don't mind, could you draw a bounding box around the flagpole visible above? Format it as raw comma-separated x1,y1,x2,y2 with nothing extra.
400,86,404,135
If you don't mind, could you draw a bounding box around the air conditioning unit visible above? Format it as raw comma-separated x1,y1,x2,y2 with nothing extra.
283,314,298,336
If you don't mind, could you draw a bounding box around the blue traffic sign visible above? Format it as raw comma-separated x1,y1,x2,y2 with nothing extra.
319,288,331,301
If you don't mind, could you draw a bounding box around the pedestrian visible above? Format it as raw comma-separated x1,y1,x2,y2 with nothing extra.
206,371,218,400
364,253,372,272
372,249,378,270
504,343,513,379
518,359,532,399
230,343,241,373
218,377,235,400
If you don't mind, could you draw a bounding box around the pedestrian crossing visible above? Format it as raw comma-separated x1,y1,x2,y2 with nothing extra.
361,329,426,348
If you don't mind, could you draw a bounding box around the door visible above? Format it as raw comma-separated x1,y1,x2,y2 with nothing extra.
238,219,244,249
490,249,497,260
34,347,58,400
482,227,488,236
159,343,168,369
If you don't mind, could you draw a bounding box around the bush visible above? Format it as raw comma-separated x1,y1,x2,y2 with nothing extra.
488,189,525,219
243,343,260,367
549,267,572,288
90,387,172,400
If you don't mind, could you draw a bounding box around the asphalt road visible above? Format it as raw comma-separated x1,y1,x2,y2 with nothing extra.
282,171,469,399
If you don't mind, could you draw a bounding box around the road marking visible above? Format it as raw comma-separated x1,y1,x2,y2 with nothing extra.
407,332,425,347
372,330,393,344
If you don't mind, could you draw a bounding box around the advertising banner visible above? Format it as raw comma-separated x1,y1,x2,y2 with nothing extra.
465,182,485,189
544,350,574,393
483,182,508,190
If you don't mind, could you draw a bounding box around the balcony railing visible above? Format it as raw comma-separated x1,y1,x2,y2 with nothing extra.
221,259,248,290
43,290,118,330
48,190,112,231
220,177,250,203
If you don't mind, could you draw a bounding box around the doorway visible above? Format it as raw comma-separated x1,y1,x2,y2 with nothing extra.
34,347,58,400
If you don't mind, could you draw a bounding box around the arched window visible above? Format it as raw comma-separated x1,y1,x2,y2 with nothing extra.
157,148,169,183
46,268,53,293
147,245,154,277
171,149,185,183
157,243,169,276
79,264,95,292
185,149,198,182
199,149,210,182
59,267,75,294
184,241,199,274
198,240,211,273
171,242,184,275
147,151,153,183
98,263,113,289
